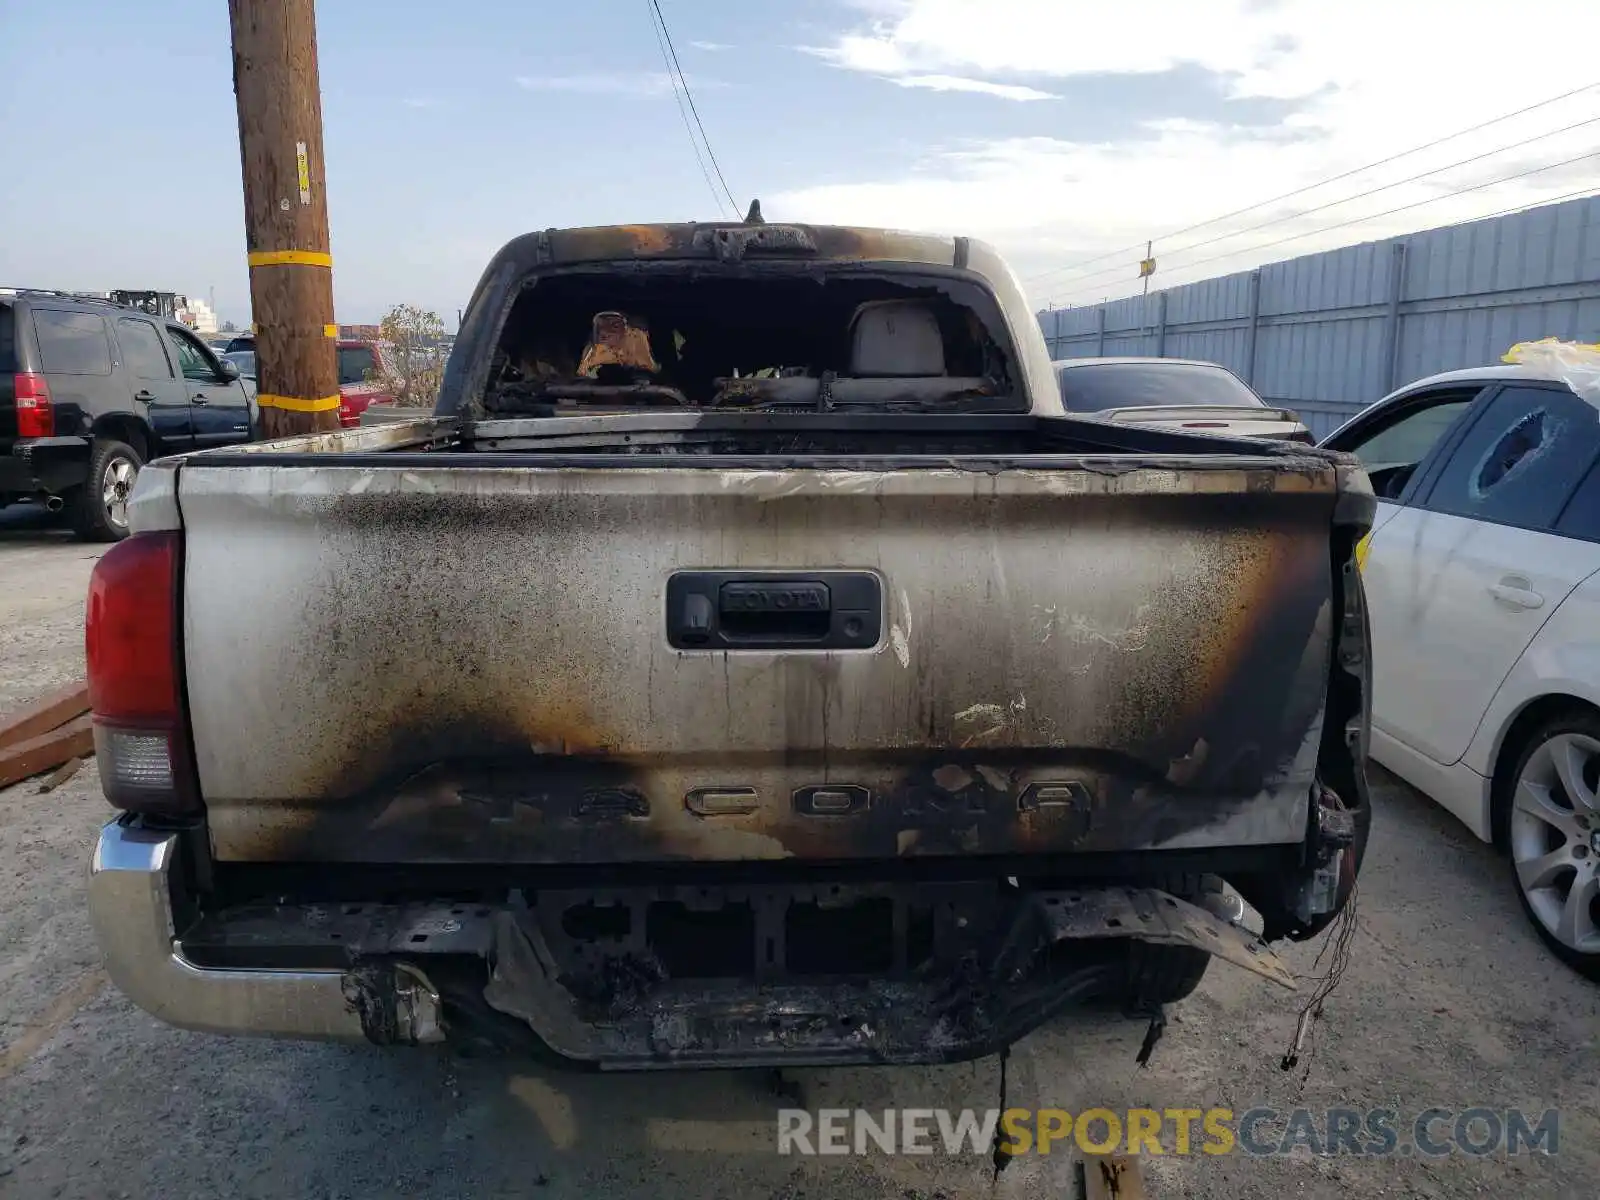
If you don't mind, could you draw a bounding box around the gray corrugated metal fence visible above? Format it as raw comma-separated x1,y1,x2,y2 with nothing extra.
1037,195,1600,439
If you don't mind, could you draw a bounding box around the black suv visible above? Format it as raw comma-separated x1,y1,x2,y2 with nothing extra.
0,289,256,540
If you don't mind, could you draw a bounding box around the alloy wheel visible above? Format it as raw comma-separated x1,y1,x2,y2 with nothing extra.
102,456,138,531
1509,732,1600,954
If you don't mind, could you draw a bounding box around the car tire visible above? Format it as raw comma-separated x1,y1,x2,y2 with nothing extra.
1120,873,1232,1006
1502,710,1600,981
69,438,143,543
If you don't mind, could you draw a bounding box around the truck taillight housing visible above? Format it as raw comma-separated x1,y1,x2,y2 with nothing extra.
86,531,199,816
15,372,55,437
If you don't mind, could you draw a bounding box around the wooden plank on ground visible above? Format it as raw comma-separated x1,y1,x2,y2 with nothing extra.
0,715,94,791
0,682,90,751
37,756,86,794
1082,1155,1148,1200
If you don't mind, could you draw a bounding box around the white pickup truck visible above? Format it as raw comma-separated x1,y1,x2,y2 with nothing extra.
85,218,1375,1069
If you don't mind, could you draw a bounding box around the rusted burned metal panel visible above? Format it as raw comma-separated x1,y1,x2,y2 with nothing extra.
178,457,1342,866
1038,887,1294,989
519,222,960,271
474,904,1121,1068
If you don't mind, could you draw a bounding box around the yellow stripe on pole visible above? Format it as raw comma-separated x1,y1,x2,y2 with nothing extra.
256,393,341,413
246,249,333,268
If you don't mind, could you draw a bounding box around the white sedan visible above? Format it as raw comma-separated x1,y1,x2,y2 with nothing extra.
1323,364,1600,979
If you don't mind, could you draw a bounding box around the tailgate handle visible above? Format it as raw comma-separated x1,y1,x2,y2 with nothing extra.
667,572,882,651
719,581,831,642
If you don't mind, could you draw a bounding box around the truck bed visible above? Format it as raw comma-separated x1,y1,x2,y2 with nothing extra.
160,412,1360,873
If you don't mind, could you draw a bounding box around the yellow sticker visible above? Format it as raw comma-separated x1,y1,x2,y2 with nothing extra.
296,141,311,205
1355,532,1372,572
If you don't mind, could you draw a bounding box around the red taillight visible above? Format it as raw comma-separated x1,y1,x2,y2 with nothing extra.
15,371,55,437
86,531,198,815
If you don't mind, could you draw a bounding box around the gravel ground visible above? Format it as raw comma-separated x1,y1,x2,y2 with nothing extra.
0,509,104,715
1,514,1596,1199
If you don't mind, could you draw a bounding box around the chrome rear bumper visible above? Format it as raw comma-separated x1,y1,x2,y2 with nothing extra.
88,818,373,1041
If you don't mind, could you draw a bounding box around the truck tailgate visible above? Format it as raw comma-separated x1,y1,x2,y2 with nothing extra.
179,457,1339,864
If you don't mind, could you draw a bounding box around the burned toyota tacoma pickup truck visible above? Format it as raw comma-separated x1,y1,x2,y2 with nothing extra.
86,217,1374,1069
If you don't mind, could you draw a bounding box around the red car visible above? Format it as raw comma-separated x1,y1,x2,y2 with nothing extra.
331,339,396,427
221,335,396,428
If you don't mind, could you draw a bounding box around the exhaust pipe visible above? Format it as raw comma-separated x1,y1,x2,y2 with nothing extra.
43,495,65,513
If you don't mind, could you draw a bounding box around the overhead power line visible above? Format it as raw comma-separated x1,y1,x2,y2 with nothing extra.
1050,152,1600,305
1139,113,1600,264
1151,150,1600,286
1444,183,1600,226
648,0,740,217
1024,78,1600,287
645,0,730,216
1042,113,1600,302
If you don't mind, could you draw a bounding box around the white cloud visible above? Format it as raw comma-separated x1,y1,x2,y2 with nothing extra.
888,74,1057,101
690,40,733,52
779,0,1600,305
514,72,725,97
402,97,439,110
811,0,1291,92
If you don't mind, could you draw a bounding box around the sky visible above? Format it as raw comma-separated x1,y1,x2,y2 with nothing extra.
1,0,1596,326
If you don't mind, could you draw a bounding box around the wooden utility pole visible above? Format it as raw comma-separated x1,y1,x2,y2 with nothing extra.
228,0,340,438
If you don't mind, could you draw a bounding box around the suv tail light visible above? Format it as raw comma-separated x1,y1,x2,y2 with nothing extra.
15,372,55,437
86,531,200,816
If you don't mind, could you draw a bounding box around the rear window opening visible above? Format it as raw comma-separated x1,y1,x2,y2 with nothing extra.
1056,361,1263,413
338,345,378,386
0,302,15,374
481,268,1020,416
